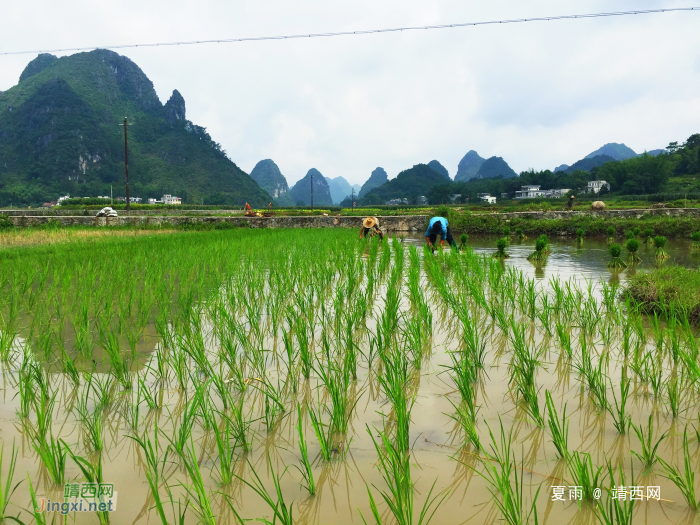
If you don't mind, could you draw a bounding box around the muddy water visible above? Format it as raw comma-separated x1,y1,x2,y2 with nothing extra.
2,236,699,524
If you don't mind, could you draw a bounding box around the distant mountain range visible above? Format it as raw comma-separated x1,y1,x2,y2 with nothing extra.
325,176,360,205
555,143,666,173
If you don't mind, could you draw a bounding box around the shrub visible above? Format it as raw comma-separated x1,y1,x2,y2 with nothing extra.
0,214,12,230
606,227,616,237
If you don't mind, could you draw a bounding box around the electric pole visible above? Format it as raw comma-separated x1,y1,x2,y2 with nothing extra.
122,117,130,215
310,172,314,210
351,188,354,210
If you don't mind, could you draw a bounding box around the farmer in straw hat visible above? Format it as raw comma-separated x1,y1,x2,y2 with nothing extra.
425,216,457,249
360,216,384,240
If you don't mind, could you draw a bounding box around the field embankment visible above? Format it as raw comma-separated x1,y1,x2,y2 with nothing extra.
624,265,700,322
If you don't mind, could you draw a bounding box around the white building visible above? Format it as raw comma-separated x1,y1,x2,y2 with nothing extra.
148,198,161,205
162,194,182,205
385,198,408,205
544,188,571,198
515,185,545,199
56,194,71,205
587,180,610,194
477,193,497,204
416,195,429,205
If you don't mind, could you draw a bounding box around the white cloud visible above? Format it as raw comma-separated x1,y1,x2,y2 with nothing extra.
1,0,699,185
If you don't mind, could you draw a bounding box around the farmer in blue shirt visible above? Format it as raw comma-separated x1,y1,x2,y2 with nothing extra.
425,216,457,248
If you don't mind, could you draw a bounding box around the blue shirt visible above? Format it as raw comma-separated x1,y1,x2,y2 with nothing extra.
425,217,448,238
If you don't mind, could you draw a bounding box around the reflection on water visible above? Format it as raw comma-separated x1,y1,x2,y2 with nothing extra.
403,234,699,283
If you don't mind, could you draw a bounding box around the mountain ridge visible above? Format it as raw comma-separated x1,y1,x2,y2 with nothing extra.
0,50,271,207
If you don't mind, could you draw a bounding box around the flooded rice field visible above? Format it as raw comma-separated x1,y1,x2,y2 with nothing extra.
1,229,699,524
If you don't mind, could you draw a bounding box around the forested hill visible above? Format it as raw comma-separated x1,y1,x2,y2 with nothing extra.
0,50,271,207
359,164,448,205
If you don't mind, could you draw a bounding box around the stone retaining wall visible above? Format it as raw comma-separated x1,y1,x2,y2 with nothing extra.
0,208,244,216
478,208,700,221
6,214,429,232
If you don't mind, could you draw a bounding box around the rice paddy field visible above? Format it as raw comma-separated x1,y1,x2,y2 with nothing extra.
1,228,700,524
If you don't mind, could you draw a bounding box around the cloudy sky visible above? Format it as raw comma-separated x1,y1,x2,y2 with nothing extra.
2,1,699,186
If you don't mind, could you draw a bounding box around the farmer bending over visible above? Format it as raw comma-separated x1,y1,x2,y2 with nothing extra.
425,216,457,248
360,217,384,240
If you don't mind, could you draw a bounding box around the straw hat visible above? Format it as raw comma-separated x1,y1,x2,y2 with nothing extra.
363,217,378,229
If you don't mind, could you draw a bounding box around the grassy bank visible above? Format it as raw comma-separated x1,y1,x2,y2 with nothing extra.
441,210,700,238
624,266,700,322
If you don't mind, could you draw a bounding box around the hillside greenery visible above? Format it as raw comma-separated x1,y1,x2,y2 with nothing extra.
425,134,699,205
359,164,449,205
0,50,271,207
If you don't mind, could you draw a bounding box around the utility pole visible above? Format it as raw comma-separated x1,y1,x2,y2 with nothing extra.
122,117,130,215
351,188,354,210
310,172,314,211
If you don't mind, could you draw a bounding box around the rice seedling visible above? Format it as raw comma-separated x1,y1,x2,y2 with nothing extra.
75,400,105,452
625,239,641,264
177,440,216,525
459,233,469,250
307,396,334,461
129,421,170,489
445,351,478,422
515,227,526,240
653,235,670,260
607,244,627,269
0,442,22,524
99,328,133,390
658,427,698,509
606,227,616,243
630,415,667,470
165,390,202,455
29,423,67,486
493,238,510,259
555,322,572,358
691,231,700,250
65,446,111,524
666,376,682,418
470,419,540,525
642,227,654,244
526,237,548,263
314,358,359,434
379,345,416,451
545,390,569,458
566,451,603,502
234,454,294,525
26,475,47,525
295,403,316,494
596,462,635,525
362,428,446,525
446,399,481,451
204,406,238,486
606,376,631,434
576,228,585,244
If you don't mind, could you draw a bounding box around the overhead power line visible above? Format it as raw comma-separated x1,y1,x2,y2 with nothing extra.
1,7,698,56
